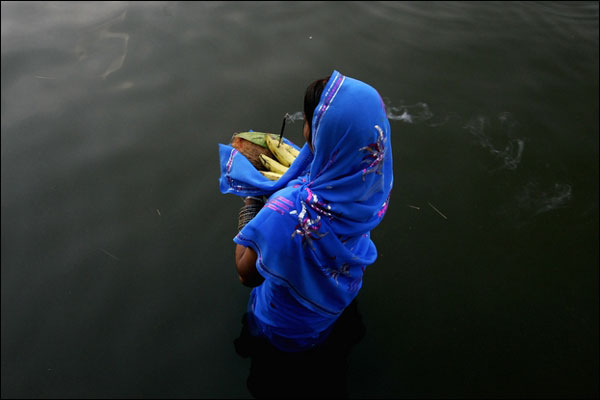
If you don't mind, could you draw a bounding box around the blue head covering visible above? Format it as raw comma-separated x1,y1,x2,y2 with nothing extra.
219,71,393,348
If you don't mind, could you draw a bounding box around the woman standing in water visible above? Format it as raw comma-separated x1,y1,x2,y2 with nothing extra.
219,70,393,395
222,69,393,351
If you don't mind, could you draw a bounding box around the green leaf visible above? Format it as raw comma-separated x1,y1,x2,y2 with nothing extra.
235,132,269,147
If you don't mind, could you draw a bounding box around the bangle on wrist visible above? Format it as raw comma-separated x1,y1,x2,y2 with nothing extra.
237,203,263,232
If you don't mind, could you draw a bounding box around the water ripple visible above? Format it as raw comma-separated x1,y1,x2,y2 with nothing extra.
464,112,525,171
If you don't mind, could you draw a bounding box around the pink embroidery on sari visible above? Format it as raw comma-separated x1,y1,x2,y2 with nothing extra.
289,201,328,248
359,125,386,181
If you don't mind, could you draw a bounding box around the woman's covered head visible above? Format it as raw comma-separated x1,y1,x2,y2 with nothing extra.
307,72,389,177
300,71,392,233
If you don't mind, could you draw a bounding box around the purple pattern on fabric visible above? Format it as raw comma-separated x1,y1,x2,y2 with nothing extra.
359,125,386,181
312,74,345,149
305,187,333,219
226,149,238,172
265,204,285,215
277,197,294,207
347,278,362,293
226,149,256,192
320,263,362,293
378,192,391,218
266,196,293,215
320,263,351,284
290,201,328,249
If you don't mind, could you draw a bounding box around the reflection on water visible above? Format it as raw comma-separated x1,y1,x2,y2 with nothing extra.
234,300,365,398
75,9,129,79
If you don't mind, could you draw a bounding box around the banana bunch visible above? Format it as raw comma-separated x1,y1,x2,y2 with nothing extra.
230,131,300,181
259,134,300,181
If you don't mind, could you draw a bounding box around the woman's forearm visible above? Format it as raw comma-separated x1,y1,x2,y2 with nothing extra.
234,196,265,287
235,244,264,287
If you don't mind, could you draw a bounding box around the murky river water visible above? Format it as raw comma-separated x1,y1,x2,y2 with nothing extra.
2,2,598,398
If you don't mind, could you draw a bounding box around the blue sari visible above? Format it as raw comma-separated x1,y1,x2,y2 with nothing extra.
218,70,393,351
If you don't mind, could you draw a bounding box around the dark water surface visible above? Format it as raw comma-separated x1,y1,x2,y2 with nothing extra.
2,1,598,398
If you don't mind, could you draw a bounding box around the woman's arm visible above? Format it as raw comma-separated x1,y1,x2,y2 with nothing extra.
235,244,264,287
234,197,265,287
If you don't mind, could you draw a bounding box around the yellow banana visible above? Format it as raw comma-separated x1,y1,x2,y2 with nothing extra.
265,134,296,167
259,154,289,175
284,144,300,158
260,171,283,181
